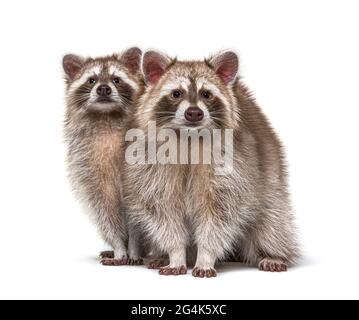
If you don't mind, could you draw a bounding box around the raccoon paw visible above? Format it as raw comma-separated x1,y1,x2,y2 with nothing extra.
99,251,114,259
100,258,128,266
127,258,144,266
258,258,288,272
159,265,187,276
147,258,168,269
192,267,217,278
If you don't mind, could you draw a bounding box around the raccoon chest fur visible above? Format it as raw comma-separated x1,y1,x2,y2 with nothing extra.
186,161,258,235
67,120,125,212
125,164,188,212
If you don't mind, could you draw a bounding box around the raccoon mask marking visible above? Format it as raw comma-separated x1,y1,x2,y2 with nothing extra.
138,50,240,130
63,48,141,115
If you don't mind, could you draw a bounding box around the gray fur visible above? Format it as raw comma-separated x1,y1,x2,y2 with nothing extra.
123,50,300,276
63,49,144,264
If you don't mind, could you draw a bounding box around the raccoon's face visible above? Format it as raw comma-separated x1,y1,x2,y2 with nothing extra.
63,48,141,114
139,50,239,129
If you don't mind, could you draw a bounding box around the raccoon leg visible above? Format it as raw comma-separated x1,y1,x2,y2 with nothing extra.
127,225,143,265
192,247,218,278
127,205,188,275
100,239,129,266
157,227,188,275
193,220,234,278
159,247,187,276
246,207,299,272
192,207,239,278
99,211,129,266
143,247,169,269
99,251,114,259
240,234,291,272
147,257,168,269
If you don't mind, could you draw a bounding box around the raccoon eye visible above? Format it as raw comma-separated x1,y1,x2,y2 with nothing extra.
113,77,121,85
88,78,97,85
201,90,212,99
172,90,183,99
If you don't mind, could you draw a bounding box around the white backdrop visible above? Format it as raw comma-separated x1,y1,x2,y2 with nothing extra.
0,0,358,300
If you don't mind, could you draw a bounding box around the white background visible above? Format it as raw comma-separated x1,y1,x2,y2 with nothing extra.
0,0,358,300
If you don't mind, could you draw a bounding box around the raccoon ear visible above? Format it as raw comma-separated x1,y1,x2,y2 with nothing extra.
208,51,239,85
120,47,142,73
63,54,85,80
142,51,172,85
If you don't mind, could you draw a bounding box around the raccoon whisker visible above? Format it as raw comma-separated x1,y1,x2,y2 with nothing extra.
70,95,91,104
136,109,153,115
209,116,225,122
140,110,176,116
156,112,176,115
156,116,176,121
81,103,91,113
210,111,227,116
156,116,176,126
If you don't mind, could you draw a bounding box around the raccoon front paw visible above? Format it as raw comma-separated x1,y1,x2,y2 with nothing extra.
127,258,144,266
99,251,114,259
192,267,217,278
147,258,168,269
258,258,288,272
159,265,187,276
100,258,128,266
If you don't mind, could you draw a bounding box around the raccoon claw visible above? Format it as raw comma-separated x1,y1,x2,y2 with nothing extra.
100,258,128,266
99,251,114,259
159,265,187,276
258,258,287,272
148,259,167,269
127,258,144,266
192,267,217,278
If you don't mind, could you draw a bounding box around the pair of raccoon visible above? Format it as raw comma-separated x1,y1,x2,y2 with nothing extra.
63,47,299,277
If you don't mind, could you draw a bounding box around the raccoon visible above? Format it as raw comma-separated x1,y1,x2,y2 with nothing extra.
63,48,144,266
123,50,300,277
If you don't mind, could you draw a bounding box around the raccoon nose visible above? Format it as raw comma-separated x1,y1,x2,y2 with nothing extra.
96,85,112,96
185,107,204,122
